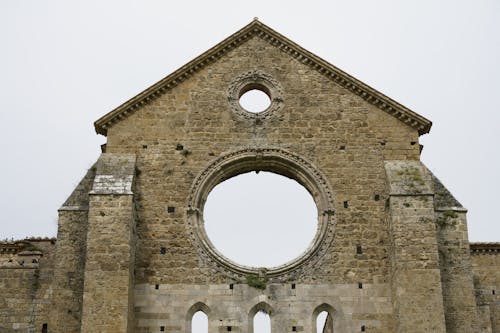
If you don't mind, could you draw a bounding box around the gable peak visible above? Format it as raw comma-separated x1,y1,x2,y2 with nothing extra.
94,20,431,136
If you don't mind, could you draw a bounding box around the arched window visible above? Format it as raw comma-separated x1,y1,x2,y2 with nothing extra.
192,310,208,333
248,302,273,333
186,302,210,333
253,311,271,333
316,311,328,333
312,304,334,333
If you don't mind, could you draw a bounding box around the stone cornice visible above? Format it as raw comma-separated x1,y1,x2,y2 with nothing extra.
0,242,23,254
470,242,500,255
58,205,88,211
0,238,55,254
94,20,432,136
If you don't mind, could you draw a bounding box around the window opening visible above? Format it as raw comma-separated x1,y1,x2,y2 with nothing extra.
316,311,328,333
192,310,208,333
204,171,317,268
239,89,271,113
253,311,271,333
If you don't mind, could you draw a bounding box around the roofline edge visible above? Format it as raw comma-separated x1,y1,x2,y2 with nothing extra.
94,20,432,136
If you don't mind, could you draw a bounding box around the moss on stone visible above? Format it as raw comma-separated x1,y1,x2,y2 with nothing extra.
245,275,267,290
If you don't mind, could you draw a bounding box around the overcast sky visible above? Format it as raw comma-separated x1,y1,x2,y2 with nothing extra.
1,0,499,259
2,2,498,331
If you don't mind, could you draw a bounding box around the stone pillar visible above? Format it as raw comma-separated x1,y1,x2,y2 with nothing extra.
433,173,479,333
80,154,136,333
50,166,96,333
385,161,446,332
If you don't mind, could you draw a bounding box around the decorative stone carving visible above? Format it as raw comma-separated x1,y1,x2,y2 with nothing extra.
186,147,336,281
227,70,284,120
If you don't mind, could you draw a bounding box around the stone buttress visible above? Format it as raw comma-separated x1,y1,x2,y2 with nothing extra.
79,154,137,333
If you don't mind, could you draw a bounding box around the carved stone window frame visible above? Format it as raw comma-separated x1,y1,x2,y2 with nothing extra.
227,70,284,120
186,148,336,280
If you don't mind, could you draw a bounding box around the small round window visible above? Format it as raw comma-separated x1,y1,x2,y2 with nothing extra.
228,70,283,119
239,88,271,113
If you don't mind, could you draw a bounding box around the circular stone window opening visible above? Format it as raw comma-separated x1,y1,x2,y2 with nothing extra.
228,70,284,119
238,85,272,113
203,171,318,268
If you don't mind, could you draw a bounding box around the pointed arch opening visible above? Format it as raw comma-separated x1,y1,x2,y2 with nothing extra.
186,302,210,333
254,311,271,333
316,311,329,333
192,311,208,333
248,302,273,333
312,304,335,333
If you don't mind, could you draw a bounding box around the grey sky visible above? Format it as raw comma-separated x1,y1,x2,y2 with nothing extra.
204,172,318,268
1,0,499,254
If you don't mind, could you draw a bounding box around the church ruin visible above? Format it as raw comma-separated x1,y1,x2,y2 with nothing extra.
1,20,498,333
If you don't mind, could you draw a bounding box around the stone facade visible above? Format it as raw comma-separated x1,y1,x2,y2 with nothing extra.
0,20,498,333
471,244,500,332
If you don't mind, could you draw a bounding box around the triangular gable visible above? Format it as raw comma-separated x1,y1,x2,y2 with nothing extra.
94,19,432,136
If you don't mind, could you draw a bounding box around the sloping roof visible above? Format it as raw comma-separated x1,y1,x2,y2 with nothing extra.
94,19,432,136
430,172,464,209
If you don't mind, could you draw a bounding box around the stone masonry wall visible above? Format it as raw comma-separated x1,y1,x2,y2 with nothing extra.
49,210,89,333
102,35,422,331
385,161,447,332
436,210,479,332
472,246,500,332
2,23,497,333
30,240,56,333
79,154,136,333
0,239,55,333
0,268,38,332
134,282,392,333
50,165,95,333
106,35,419,286
432,172,480,332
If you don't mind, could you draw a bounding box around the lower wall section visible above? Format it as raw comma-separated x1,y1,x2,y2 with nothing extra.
134,283,394,333
471,248,500,333
0,268,37,332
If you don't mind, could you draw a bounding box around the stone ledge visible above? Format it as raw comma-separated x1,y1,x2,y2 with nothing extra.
470,243,500,255
89,154,136,195
384,161,433,195
58,205,88,211
435,206,468,213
